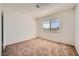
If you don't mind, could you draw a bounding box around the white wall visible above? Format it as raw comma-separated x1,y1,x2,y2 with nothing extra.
37,9,75,45
75,4,79,55
4,9,37,46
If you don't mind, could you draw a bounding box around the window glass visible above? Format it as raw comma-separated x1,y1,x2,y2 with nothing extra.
42,20,50,30
51,20,60,30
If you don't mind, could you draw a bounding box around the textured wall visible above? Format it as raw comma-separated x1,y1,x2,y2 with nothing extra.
37,9,75,45
75,4,79,55
4,8,37,46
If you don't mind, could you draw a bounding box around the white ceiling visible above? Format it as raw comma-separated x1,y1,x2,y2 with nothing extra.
2,3,76,18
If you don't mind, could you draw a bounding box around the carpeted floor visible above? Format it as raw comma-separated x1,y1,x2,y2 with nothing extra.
3,38,78,56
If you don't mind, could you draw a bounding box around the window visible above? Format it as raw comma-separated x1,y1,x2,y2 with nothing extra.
51,20,60,30
42,20,50,30
42,19,60,31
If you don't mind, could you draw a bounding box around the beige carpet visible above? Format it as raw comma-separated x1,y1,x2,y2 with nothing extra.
3,38,78,56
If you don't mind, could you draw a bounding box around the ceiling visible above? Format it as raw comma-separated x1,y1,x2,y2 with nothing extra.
1,3,76,18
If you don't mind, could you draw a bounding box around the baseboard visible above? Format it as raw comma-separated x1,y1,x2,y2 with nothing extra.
6,37,74,47
37,37,74,47
5,37,37,46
